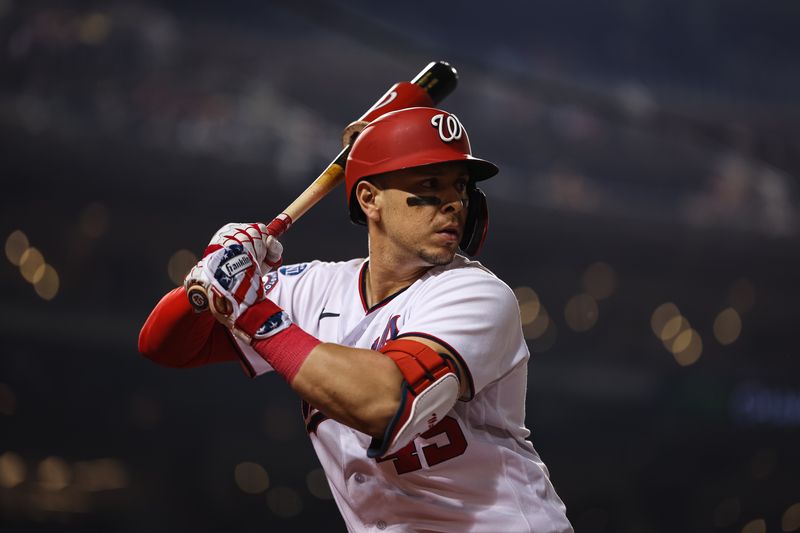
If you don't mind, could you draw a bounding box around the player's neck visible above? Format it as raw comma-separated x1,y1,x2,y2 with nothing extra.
365,247,432,308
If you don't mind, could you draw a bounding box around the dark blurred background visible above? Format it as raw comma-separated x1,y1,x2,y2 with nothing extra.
1,1,799,532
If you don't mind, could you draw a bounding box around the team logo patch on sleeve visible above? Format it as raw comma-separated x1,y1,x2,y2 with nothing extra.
279,263,309,276
255,310,292,339
263,271,279,295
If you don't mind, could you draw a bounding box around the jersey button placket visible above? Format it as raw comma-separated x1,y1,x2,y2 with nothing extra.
354,472,366,484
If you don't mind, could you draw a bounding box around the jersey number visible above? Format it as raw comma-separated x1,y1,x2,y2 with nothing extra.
376,416,467,475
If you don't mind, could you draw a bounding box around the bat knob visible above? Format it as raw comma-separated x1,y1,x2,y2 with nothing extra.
187,284,209,312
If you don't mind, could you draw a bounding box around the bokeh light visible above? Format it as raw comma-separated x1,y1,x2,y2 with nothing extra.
81,202,110,239
5,230,29,265
264,406,297,441
0,451,26,488
38,456,71,491
529,320,558,353
523,306,550,340
782,502,800,532
306,468,332,500
671,329,703,366
33,264,60,300
660,314,688,342
234,462,269,494
741,518,766,533
651,302,680,338
168,249,198,286
514,286,541,325
267,486,302,517
78,13,111,46
714,307,742,345
74,459,129,491
19,247,45,283
564,293,599,332
581,262,617,300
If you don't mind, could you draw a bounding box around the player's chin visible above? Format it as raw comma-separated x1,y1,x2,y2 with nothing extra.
419,243,458,266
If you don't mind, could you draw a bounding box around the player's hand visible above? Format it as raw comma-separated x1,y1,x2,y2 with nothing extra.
205,223,283,271
183,261,213,310
200,244,290,344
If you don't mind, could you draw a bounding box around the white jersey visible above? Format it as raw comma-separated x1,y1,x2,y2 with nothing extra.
242,255,572,532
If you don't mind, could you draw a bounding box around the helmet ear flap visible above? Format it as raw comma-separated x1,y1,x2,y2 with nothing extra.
460,187,489,257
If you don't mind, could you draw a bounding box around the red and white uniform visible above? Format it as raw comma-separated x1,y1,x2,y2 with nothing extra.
245,255,571,532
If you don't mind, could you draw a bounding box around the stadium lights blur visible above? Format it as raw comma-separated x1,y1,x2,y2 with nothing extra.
73,459,129,491
267,486,303,517
651,303,680,338
234,462,270,494
514,286,554,344
513,286,541,325
564,293,598,332
714,307,742,345
38,456,71,491
783,502,800,532
5,230,29,265
650,303,702,365
741,518,766,533
19,247,44,283
168,249,198,286
5,230,60,300
78,13,111,46
0,451,26,488
306,468,333,500
671,329,703,366
581,262,617,300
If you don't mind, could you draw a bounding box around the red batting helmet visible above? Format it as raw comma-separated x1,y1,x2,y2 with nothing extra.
345,107,499,256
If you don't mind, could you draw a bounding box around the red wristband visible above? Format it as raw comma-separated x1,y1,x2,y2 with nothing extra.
252,324,320,383
234,299,321,383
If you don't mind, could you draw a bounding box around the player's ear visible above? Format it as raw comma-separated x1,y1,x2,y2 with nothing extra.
356,180,382,223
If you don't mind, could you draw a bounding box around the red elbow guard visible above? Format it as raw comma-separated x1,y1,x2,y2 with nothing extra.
368,339,460,458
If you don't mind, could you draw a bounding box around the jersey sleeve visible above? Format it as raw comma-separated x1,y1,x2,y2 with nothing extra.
397,268,529,399
262,261,340,332
138,287,240,368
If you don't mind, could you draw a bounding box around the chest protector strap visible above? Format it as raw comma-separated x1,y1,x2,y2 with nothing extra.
367,339,460,458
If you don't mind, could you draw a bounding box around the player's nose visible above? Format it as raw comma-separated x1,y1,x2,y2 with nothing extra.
441,189,467,214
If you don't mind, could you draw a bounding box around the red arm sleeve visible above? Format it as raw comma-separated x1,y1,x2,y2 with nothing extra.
138,287,240,368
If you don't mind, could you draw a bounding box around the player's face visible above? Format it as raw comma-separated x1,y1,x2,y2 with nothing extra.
371,161,470,266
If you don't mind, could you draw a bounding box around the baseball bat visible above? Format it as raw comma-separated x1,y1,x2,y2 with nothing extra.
187,61,459,312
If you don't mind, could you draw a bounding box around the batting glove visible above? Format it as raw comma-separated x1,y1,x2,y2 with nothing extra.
205,222,283,271
200,243,320,381
199,244,287,339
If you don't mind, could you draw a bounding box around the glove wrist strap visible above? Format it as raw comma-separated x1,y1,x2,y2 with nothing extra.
233,300,321,383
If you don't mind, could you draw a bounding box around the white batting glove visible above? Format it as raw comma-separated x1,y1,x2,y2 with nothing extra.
205,222,283,271
201,244,290,340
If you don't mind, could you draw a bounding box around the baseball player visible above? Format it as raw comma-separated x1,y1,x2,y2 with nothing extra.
139,107,573,532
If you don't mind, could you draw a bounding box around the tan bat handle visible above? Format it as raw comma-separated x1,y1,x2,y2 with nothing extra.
266,146,349,238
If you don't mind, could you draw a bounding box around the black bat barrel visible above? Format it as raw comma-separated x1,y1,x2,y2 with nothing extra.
411,61,458,104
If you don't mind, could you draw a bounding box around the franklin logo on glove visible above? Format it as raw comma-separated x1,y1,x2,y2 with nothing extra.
221,251,253,278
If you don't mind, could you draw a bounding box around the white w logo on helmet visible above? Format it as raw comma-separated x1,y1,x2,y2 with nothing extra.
430,113,464,143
